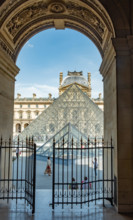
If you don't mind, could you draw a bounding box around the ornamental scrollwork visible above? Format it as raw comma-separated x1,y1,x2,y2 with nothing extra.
50,2,65,13
66,2,105,36
6,0,105,39
7,2,48,37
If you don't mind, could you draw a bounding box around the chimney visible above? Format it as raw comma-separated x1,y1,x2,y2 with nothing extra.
59,72,63,86
88,72,91,98
17,93,21,99
99,93,102,99
48,93,52,99
33,93,36,99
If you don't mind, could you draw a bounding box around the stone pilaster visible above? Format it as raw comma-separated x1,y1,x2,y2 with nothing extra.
100,39,117,209
0,48,19,139
0,48,19,187
112,36,133,213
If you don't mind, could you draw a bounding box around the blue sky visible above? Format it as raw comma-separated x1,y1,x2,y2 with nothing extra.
16,28,102,98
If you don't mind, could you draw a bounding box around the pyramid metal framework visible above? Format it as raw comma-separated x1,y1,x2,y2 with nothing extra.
18,84,103,141
37,122,88,158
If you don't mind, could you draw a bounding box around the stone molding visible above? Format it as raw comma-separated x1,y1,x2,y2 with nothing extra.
0,48,19,80
100,39,116,80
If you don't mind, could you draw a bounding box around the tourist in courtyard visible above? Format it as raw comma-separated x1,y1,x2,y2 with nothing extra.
44,156,51,176
69,177,78,189
82,177,92,189
92,158,98,177
16,147,19,158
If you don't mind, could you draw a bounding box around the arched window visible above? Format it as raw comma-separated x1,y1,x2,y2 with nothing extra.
16,123,21,133
35,111,39,116
24,123,29,129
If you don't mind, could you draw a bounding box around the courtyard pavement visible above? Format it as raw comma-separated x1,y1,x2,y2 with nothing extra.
0,190,133,220
0,157,133,219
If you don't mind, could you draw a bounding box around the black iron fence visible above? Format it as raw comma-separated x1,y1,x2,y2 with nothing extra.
0,137,36,213
52,137,114,209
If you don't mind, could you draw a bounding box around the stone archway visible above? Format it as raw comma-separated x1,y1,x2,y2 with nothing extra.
0,0,133,214
16,123,21,133
24,123,29,129
0,0,115,137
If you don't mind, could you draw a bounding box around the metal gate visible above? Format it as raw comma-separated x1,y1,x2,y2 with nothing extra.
0,137,36,213
52,137,114,209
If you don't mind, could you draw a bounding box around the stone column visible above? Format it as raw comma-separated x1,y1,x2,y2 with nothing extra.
0,48,19,188
100,39,117,207
112,36,133,213
0,49,19,139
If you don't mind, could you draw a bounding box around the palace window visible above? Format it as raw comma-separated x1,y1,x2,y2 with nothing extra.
28,104,30,108
16,123,21,133
35,111,39,116
19,111,23,119
27,111,31,119
24,123,29,129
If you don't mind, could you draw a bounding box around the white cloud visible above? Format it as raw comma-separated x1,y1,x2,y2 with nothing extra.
15,83,58,98
25,41,34,48
27,43,34,48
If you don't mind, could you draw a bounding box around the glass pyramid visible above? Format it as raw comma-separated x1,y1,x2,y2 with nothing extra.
18,84,103,142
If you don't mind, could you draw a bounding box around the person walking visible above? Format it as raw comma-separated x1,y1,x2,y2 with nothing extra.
82,177,92,190
92,158,98,176
69,178,78,189
44,156,51,176
16,148,19,158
